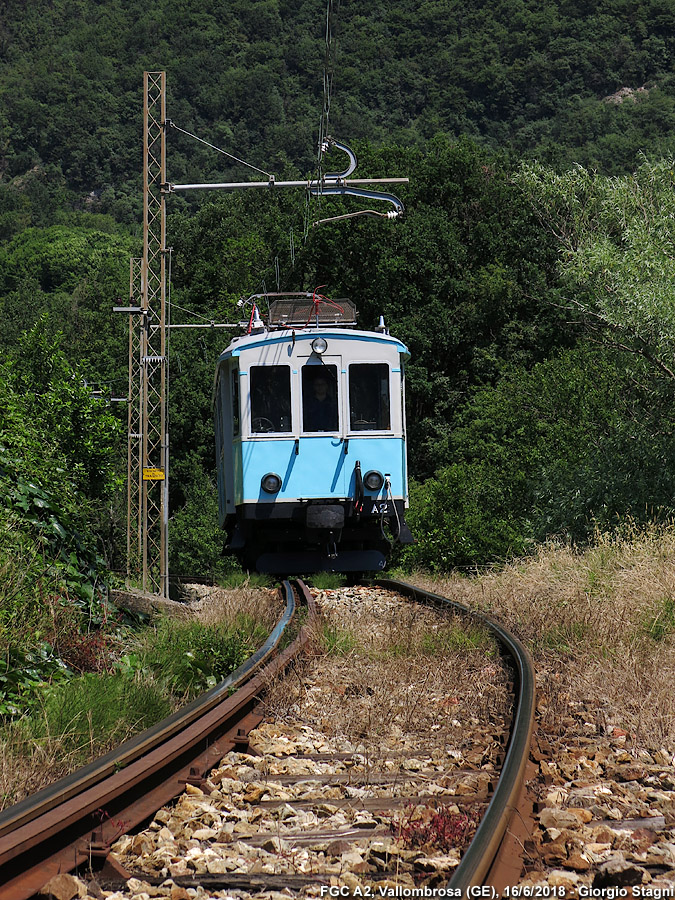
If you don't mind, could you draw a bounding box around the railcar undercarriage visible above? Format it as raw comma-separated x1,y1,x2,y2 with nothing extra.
225,500,413,573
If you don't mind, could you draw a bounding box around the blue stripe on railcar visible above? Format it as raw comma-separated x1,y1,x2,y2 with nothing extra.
240,436,407,503
219,331,409,362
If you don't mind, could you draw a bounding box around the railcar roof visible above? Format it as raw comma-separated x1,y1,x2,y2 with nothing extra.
215,327,409,366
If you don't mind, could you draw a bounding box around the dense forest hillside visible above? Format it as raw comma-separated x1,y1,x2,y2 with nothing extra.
2,0,675,585
2,0,675,223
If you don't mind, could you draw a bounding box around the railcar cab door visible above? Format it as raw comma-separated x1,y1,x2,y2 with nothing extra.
299,354,346,496
345,358,406,507
347,362,392,433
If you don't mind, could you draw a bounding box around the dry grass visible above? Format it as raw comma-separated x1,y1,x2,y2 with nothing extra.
0,730,84,807
263,590,511,756
185,583,283,631
408,524,675,750
0,688,170,810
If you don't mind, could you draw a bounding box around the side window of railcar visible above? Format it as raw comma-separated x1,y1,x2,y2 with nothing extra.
215,382,223,454
250,365,291,433
231,369,240,437
349,363,390,431
302,365,339,432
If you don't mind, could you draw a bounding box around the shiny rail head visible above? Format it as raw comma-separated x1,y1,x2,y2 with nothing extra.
374,577,537,891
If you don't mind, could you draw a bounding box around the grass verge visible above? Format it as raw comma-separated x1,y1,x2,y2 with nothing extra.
0,583,282,808
409,523,675,750
130,615,269,698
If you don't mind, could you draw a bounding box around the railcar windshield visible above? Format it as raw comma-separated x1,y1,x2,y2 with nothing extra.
302,365,339,432
250,365,291,433
349,363,390,431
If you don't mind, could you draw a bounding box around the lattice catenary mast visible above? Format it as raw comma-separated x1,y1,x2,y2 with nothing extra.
140,71,168,597
124,71,407,597
126,257,143,581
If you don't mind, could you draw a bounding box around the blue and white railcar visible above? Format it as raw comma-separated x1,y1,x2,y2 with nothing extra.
213,295,413,573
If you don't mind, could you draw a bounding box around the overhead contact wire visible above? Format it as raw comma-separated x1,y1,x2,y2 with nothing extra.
316,0,338,197
168,121,273,179
168,300,216,323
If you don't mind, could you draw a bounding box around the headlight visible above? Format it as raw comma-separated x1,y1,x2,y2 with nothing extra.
261,473,282,494
311,337,328,355
364,470,384,491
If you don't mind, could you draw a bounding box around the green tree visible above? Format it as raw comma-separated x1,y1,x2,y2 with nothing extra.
404,344,675,571
6,319,123,504
517,156,675,381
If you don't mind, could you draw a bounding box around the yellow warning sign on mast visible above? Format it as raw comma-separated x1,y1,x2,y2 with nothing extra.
142,467,165,481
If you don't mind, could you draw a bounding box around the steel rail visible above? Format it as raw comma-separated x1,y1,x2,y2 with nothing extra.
0,580,314,900
377,578,536,894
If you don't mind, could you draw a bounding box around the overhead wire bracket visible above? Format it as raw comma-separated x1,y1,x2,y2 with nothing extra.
167,138,408,226
311,136,405,225
321,137,358,179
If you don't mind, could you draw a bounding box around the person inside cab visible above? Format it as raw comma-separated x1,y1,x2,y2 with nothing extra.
303,368,338,432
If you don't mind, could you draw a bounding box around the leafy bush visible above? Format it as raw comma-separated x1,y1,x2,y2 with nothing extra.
0,320,124,719
0,446,110,624
403,345,675,571
402,464,527,571
0,320,123,599
168,468,238,579
0,644,70,718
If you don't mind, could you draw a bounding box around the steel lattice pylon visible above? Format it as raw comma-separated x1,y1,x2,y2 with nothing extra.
130,71,405,595
126,257,143,581
142,71,168,597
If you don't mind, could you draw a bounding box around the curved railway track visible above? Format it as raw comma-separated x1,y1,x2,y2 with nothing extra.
380,579,537,895
0,581,314,899
0,579,536,898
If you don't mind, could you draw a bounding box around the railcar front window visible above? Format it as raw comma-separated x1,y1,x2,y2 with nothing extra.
250,366,291,433
349,363,390,431
302,365,339,432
